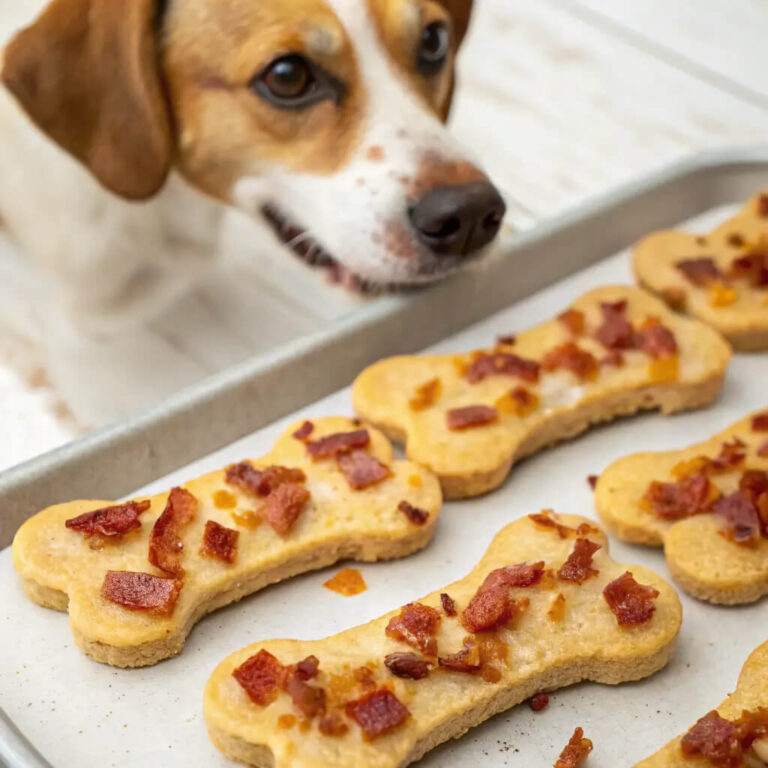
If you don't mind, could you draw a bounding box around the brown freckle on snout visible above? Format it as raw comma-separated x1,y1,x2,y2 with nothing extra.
384,220,419,261
409,153,487,201
367,146,385,162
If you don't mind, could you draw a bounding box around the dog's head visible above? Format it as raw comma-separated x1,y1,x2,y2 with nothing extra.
2,0,505,291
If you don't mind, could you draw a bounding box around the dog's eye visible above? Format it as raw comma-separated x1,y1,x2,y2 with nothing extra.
251,54,340,109
417,20,450,76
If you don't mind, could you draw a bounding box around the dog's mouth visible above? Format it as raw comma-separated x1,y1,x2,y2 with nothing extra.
261,204,433,295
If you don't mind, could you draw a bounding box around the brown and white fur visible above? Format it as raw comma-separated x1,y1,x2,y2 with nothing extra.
0,0,502,426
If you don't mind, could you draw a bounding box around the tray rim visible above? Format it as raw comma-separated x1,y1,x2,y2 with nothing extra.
2,143,768,768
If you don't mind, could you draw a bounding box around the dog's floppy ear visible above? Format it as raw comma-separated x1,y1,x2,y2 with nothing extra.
1,0,172,200
442,0,474,47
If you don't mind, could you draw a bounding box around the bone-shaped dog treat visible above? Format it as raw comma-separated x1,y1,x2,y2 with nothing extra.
11,417,442,667
633,190,768,350
204,513,681,768
352,286,730,499
635,641,768,768
596,410,768,605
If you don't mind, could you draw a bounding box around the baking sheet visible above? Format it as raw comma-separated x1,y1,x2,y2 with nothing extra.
1,201,767,768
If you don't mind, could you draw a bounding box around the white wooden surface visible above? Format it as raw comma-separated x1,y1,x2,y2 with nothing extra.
1,0,767,471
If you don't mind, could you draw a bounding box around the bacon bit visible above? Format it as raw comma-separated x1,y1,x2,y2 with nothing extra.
708,282,738,308
213,490,237,509
263,483,310,536
557,539,601,584
463,587,522,634
739,470,768,507
438,638,481,673
233,649,286,706
729,240,768,288
648,355,680,383
636,317,678,359
293,421,314,440
337,450,391,490
529,511,597,539
682,711,741,767
712,438,748,472
306,429,370,460
558,309,586,336
345,689,410,741
715,492,762,545
595,300,635,350
548,592,566,622
481,562,546,592
497,334,517,346
65,500,150,539
758,440,768,458
101,571,181,615
465,352,540,384
323,568,367,596
200,520,239,564
226,462,306,497
642,474,718,520
409,378,442,411
677,257,723,287
386,603,441,656
446,405,498,430
495,386,539,417
554,727,593,768
440,593,457,617
295,655,320,681
318,713,349,737
384,652,431,680
397,500,429,526
148,487,197,576
528,692,550,712
541,342,599,381
753,412,768,432
231,510,263,530
354,665,377,690
602,572,659,626
587,475,598,490
285,671,326,719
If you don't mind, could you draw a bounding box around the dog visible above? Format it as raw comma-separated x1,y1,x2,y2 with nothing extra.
0,0,504,427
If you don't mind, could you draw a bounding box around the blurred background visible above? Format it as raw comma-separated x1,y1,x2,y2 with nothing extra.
1,0,766,471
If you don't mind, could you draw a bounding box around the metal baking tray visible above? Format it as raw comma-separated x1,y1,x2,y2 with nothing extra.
2,146,767,768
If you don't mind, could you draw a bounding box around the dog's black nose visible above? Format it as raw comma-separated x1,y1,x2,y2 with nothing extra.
409,181,506,257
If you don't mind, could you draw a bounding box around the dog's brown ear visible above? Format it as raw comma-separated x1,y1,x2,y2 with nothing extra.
1,0,171,200
442,0,474,47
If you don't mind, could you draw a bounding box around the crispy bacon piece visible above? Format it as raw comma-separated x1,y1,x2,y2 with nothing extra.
715,491,762,545
293,421,314,440
225,462,306,496
682,711,741,767
557,539,601,584
642,474,716,520
541,342,599,381
739,470,768,507
558,309,585,336
528,692,550,712
318,714,349,737
446,405,498,431
497,334,517,346
635,318,678,359
481,562,546,592
295,655,319,681
759,439,768,458
730,239,768,288
711,438,748,472
233,649,286,706
438,638,481,673
595,300,635,349
398,500,429,526
676,257,723,287
384,652,431,680
148,487,198,576
554,727,593,768
337,450,391,490
306,429,370,460
409,378,442,411
386,603,441,656
440,592,457,617
602,571,659,626
345,689,410,741
285,670,326,719
529,511,599,539
65,500,150,539
461,562,533,634
101,571,181,615
200,520,239,564
264,483,310,536
465,352,540,384
587,475,598,490
753,412,768,432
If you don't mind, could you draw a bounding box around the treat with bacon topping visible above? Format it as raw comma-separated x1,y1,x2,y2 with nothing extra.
634,641,768,768
12,417,441,667
634,189,768,350
596,410,768,604
353,286,729,499
205,514,681,768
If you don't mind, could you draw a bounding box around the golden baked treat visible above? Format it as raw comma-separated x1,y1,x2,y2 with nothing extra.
633,190,768,350
595,410,768,604
353,285,731,499
204,513,681,768
11,417,441,668
635,641,768,767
